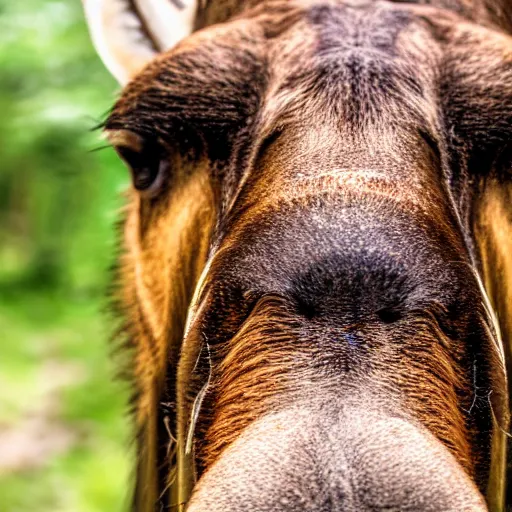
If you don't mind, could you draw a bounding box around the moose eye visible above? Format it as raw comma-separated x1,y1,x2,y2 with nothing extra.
117,144,164,193
107,130,166,196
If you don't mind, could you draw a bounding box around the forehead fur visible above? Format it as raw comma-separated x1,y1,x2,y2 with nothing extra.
106,0,512,160
196,0,512,32
108,2,437,133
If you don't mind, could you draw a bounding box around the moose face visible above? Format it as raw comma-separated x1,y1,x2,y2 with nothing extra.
87,0,511,510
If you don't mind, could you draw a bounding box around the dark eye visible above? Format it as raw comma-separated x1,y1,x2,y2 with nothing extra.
109,131,167,196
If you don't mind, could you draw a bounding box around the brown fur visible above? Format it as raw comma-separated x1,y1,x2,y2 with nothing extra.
201,296,473,472
98,0,512,509
112,145,216,509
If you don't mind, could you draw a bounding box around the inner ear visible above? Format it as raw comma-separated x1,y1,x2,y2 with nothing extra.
82,0,198,84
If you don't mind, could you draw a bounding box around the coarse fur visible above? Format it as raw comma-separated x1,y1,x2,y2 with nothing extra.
94,0,512,510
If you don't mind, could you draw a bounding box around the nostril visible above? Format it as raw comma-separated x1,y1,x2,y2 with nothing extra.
376,307,402,323
295,298,318,319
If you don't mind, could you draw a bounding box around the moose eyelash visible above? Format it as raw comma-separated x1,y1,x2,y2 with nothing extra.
104,129,144,152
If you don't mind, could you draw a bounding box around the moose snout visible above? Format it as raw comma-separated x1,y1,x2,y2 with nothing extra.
186,403,487,512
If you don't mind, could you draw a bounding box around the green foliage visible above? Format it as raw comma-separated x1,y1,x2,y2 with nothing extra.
0,0,126,291
0,1,133,510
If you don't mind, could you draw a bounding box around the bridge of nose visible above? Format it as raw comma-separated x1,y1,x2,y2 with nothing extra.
216,167,466,305
245,121,446,210
212,106,467,309
223,0,446,236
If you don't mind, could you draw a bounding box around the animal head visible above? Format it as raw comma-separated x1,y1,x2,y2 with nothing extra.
83,1,512,510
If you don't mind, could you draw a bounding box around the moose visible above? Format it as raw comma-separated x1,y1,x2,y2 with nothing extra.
82,0,512,510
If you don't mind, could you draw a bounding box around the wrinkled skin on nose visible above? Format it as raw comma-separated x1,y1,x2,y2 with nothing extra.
187,403,487,511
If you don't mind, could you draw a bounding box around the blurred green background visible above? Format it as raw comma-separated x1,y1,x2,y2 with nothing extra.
0,1,134,511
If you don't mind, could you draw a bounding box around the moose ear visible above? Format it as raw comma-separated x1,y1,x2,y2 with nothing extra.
82,0,198,85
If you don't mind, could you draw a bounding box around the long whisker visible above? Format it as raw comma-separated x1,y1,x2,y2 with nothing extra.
88,144,113,153
186,340,213,456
